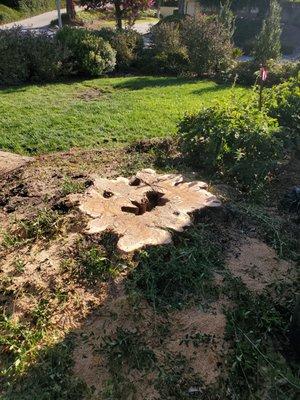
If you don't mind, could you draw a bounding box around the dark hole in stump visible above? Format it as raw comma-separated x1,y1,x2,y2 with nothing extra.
121,190,169,215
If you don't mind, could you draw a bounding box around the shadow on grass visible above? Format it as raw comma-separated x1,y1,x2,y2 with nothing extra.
112,76,205,90
0,76,93,95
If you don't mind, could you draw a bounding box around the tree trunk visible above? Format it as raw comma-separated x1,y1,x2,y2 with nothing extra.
66,0,76,21
178,0,185,16
114,0,123,30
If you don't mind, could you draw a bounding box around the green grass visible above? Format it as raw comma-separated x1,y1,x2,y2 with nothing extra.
0,76,248,155
126,223,223,310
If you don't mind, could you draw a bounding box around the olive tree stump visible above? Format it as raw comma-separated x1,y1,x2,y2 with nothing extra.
73,169,221,252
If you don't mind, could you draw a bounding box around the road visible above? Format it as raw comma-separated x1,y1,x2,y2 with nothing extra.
0,8,155,33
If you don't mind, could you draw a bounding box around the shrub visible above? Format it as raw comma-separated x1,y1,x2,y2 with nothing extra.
56,27,116,76
234,60,300,86
1,0,63,13
181,14,234,76
253,0,282,63
0,28,67,85
141,16,234,77
150,21,182,54
178,103,282,190
143,22,189,75
265,76,300,142
141,48,190,75
96,28,143,71
0,4,21,23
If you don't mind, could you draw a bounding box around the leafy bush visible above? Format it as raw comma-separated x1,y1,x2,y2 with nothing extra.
142,22,189,75
234,60,300,86
0,28,67,85
178,103,282,189
265,76,300,142
144,16,234,77
56,27,116,76
181,14,234,76
1,0,62,13
0,0,65,24
0,4,21,23
96,28,143,71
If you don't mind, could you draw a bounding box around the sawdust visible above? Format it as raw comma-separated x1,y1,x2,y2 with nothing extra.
73,295,161,397
0,151,32,177
227,237,295,292
167,304,228,385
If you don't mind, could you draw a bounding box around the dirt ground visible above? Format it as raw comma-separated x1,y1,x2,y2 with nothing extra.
0,145,299,399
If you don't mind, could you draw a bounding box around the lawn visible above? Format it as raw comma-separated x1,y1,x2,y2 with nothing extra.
0,76,248,155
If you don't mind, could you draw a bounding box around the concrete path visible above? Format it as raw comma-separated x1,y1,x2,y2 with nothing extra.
0,8,73,29
1,8,155,33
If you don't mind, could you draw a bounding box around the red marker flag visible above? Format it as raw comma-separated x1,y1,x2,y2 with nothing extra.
260,67,268,81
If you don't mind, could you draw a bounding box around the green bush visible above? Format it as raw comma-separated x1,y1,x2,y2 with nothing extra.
234,60,300,86
96,28,143,71
178,103,282,189
143,22,189,75
265,76,300,142
141,16,234,77
0,0,64,25
56,27,116,76
0,4,21,23
181,14,234,76
0,28,67,85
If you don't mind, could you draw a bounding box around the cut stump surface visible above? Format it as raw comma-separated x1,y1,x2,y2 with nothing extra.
72,169,221,252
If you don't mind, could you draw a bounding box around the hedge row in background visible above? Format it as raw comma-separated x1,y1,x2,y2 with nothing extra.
0,23,299,87
0,28,116,85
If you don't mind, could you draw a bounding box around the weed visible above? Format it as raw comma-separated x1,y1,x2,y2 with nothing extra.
155,353,203,399
101,327,156,372
61,238,123,284
237,203,299,260
0,314,43,377
2,210,61,249
54,288,68,304
13,258,26,274
31,300,50,329
100,327,156,399
18,209,61,241
223,275,300,400
3,337,88,400
180,332,214,347
1,231,22,248
61,177,86,196
126,224,223,310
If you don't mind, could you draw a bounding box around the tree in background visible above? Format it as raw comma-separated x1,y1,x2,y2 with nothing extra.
80,0,152,28
66,0,76,21
218,0,235,39
253,0,282,63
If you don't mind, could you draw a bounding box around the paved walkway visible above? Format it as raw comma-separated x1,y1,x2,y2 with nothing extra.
0,8,155,33
1,8,72,29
